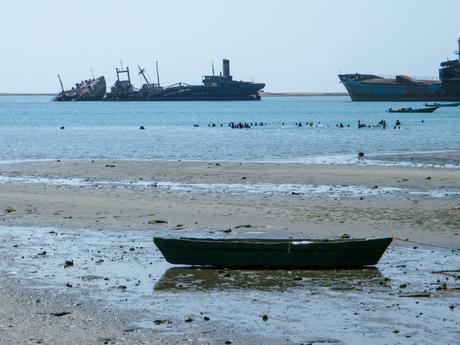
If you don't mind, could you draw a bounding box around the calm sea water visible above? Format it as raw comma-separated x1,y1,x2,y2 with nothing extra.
0,96,458,166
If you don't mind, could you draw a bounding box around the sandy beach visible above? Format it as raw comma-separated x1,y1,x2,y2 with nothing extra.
1,160,459,246
0,160,459,344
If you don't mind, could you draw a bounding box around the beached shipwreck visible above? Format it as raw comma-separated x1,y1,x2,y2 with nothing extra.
52,59,265,101
52,75,106,101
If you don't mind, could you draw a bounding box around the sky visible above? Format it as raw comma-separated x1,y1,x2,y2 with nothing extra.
0,0,459,93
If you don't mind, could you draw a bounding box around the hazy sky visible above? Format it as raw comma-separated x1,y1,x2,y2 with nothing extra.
1,0,459,93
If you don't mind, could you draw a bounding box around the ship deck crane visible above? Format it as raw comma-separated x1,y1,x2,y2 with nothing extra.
57,74,65,93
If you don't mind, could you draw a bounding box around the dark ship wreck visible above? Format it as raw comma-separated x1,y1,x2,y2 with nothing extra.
52,75,106,101
104,59,265,101
338,38,460,101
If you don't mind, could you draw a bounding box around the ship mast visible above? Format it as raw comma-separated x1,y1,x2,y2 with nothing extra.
457,37,460,61
57,74,65,93
137,65,150,85
155,61,160,87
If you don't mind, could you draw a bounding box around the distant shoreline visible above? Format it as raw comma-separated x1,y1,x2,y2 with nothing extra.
260,91,348,97
0,93,56,96
0,92,348,97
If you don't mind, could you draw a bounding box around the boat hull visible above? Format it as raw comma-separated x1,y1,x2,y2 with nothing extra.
388,106,439,113
104,83,265,101
153,237,393,268
339,75,460,101
52,76,106,102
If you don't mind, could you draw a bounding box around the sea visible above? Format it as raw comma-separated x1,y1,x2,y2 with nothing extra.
0,95,459,167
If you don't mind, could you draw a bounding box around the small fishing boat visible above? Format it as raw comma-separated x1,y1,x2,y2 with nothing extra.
153,237,393,268
388,106,439,113
425,102,460,107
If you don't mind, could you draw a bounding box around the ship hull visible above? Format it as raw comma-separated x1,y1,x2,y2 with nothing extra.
53,92,106,102
53,77,107,102
104,83,265,101
341,79,460,101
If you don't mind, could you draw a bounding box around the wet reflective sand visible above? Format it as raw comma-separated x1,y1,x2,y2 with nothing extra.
0,226,458,344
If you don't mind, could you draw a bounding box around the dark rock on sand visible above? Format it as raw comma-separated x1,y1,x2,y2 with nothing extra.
50,311,71,317
235,224,252,229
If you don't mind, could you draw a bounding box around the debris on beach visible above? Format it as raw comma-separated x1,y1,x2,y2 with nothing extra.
64,260,74,268
235,224,252,229
4,207,16,213
154,319,172,325
80,275,103,281
123,328,141,333
148,219,168,224
399,292,431,298
50,311,71,317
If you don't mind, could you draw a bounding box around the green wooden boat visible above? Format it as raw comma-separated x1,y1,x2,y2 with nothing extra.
153,237,393,268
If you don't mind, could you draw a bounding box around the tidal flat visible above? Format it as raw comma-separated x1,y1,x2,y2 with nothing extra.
0,225,458,344
0,159,459,344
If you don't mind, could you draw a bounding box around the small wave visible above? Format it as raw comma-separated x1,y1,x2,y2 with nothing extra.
0,175,458,199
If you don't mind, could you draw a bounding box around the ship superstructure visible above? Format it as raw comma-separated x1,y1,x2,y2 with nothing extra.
104,59,265,101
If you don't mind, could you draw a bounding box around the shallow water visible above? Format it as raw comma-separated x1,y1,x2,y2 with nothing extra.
0,225,458,344
0,96,459,166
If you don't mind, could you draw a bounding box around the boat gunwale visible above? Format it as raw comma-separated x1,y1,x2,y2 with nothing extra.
154,236,392,245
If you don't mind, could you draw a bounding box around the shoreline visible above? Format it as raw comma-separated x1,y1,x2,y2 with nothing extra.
0,93,57,96
0,150,458,169
260,91,348,97
1,159,458,188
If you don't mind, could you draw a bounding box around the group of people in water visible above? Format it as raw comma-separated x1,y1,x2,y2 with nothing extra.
357,119,402,129
193,121,326,129
191,119,406,129
192,122,268,128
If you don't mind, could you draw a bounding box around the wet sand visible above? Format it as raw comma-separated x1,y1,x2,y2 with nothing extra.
0,160,459,247
0,226,458,345
0,159,459,344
